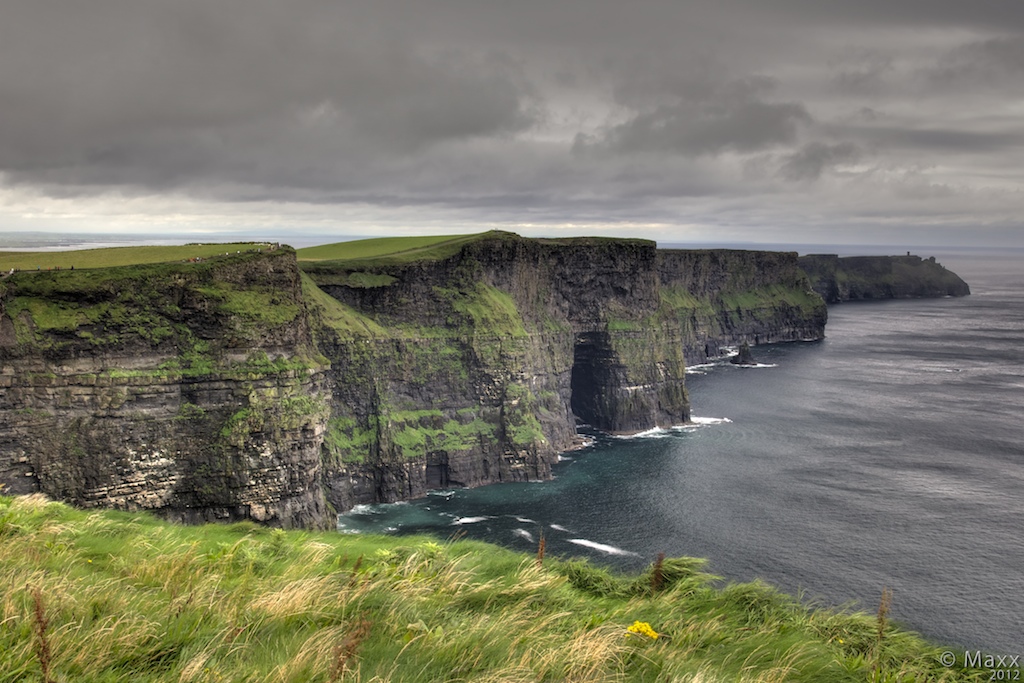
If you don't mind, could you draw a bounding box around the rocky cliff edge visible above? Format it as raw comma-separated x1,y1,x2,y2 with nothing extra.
1,233,827,525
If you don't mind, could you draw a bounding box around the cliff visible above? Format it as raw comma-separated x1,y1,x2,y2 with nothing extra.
302,232,824,512
0,248,332,529
1,233,827,524
798,254,970,303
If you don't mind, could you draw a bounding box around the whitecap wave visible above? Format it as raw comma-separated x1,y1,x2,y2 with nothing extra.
557,454,573,461
512,528,535,543
451,516,491,525
427,490,456,499
513,516,536,524
690,416,733,425
346,504,379,515
686,361,716,374
610,427,670,439
550,524,570,532
567,539,640,556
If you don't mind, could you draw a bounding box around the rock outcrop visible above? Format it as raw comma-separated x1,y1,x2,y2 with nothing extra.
0,249,331,528
731,343,756,366
1,233,828,524
798,254,970,303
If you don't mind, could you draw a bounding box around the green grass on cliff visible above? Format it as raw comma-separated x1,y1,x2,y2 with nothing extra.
296,234,487,265
0,495,978,683
0,243,272,271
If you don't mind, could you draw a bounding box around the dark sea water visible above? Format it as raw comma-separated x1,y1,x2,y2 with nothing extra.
339,250,1024,654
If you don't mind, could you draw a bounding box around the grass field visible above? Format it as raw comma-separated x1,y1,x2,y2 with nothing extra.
0,494,977,682
0,243,273,272
296,233,488,264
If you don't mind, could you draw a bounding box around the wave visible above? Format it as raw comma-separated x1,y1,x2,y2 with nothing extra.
512,529,535,543
549,524,570,532
686,361,717,374
567,538,640,556
513,516,536,524
610,427,671,439
451,516,491,525
690,416,732,425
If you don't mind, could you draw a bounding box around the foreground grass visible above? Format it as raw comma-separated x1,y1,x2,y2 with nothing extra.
0,244,272,271
0,496,975,682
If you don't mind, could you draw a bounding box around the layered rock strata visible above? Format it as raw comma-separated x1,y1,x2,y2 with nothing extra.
0,249,331,528
1,233,829,524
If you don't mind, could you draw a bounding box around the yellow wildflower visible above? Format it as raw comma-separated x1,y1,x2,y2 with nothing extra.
627,620,659,640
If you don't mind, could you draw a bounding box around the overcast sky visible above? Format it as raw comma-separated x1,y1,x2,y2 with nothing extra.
2,0,1024,247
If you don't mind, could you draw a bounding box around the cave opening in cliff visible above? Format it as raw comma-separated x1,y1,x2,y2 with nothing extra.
570,331,617,430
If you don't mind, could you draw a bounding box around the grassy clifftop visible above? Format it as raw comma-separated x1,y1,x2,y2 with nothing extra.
0,243,275,271
0,495,974,682
297,233,492,267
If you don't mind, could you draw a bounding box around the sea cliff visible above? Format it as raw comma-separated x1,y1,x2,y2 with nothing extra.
1,233,827,525
798,254,970,303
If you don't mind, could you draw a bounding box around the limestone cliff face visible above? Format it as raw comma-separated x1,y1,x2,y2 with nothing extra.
1,233,828,523
0,249,331,528
303,233,824,512
658,249,828,363
304,235,688,511
798,254,970,303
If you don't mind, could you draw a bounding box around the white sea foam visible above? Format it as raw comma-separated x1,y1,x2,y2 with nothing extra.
737,363,778,369
549,524,570,532
686,362,716,374
610,427,669,439
690,416,733,425
451,516,491,525
427,490,456,498
514,516,536,524
557,454,573,461
567,539,639,556
512,528,535,543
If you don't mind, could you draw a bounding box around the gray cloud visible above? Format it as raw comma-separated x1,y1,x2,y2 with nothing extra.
597,99,811,157
926,36,1024,90
779,142,862,182
0,0,1022,245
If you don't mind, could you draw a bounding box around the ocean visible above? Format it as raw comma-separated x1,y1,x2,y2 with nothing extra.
339,249,1024,654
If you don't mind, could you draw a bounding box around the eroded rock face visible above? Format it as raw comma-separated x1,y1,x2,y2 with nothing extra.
798,254,971,303
0,249,331,528
1,234,831,524
307,235,823,509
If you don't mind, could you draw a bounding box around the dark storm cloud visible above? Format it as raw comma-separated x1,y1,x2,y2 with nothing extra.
926,36,1024,89
1,0,1022,244
592,99,811,157
778,142,861,182
0,0,536,188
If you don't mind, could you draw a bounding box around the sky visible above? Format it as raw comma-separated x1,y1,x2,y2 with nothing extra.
2,0,1024,247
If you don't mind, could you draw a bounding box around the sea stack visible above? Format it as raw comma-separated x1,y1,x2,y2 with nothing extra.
731,342,757,366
